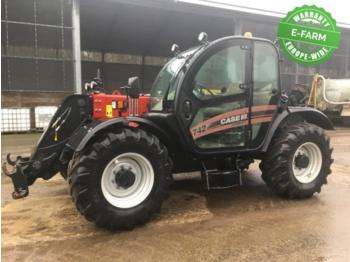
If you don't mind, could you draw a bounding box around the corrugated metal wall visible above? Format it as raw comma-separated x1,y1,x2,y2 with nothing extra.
1,0,74,92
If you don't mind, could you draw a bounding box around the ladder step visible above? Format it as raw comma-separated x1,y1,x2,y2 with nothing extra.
206,170,236,176
202,169,241,190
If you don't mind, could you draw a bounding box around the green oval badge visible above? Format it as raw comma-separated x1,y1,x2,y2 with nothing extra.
277,5,341,65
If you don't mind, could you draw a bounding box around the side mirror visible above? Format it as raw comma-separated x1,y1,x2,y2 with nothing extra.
128,76,140,99
198,32,209,45
171,44,180,57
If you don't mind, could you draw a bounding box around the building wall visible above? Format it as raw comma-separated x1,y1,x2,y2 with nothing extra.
1,91,70,108
81,58,165,94
2,0,350,109
1,0,74,93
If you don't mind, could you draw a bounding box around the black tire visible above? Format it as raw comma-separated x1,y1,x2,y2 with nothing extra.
260,122,333,199
60,170,67,180
68,128,172,230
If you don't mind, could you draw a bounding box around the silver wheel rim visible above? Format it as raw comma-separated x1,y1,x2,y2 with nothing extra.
292,142,322,184
101,153,154,209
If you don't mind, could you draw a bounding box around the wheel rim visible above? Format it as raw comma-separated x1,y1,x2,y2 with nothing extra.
101,153,154,209
292,142,322,184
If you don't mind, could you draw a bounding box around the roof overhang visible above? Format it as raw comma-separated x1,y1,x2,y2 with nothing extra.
176,0,350,29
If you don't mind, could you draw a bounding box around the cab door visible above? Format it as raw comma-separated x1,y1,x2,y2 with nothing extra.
249,41,280,148
176,38,253,152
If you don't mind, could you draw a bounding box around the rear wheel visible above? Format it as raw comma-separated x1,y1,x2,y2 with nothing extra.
68,128,172,230
260,122,333,198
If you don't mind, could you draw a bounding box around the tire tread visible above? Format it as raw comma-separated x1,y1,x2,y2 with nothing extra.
260,122,333,199
68,128,172,230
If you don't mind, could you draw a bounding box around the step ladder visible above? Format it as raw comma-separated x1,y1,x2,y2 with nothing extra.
201,162,242,190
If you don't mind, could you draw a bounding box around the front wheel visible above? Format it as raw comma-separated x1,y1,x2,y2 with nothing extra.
60,170,67,180
68,128,172,230
260,122,333,199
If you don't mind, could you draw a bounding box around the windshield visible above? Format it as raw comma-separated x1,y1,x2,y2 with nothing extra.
150,47,199,111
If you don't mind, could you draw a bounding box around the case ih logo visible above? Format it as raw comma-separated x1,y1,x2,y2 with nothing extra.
220,113,248,125
191,105,277,140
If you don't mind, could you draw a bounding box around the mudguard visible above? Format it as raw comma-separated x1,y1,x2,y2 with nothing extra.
261,106,334,152
65,116,172,153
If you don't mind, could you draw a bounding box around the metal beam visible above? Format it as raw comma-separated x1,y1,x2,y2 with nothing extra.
234,18,242,35
1,20,73,29
110,0,234,19
346,37,350,77
2,55,73,61
72,0,82,94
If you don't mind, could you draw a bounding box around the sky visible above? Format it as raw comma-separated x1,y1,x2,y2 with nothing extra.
176,0,350,28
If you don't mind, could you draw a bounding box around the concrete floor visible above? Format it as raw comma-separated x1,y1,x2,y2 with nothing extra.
1,128,350,261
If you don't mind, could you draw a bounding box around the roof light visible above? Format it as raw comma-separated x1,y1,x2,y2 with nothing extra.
244,32,253,38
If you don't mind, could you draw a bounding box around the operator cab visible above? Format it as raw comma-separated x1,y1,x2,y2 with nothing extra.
146,32,280,154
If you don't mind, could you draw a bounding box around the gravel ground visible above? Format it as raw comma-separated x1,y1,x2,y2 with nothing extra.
1,127,350,261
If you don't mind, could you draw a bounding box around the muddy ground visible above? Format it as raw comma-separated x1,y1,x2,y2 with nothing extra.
1,128,350,261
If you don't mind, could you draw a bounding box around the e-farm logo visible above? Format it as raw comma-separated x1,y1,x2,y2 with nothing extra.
277,5,341,65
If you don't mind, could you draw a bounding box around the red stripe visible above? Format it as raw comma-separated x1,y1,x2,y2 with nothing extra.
251,114,273,119
192,114,273,140
251,116,273,125
251,105,277,112
191,107,249,133
191,105,276,134
190,105,276,140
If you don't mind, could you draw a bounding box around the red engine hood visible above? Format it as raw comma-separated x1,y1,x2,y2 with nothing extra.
91,92,150,120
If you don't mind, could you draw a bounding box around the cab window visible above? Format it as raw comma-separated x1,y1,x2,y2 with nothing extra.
192,46,245,100
190,44,247,149
253,42,278,106
251,42,279,145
